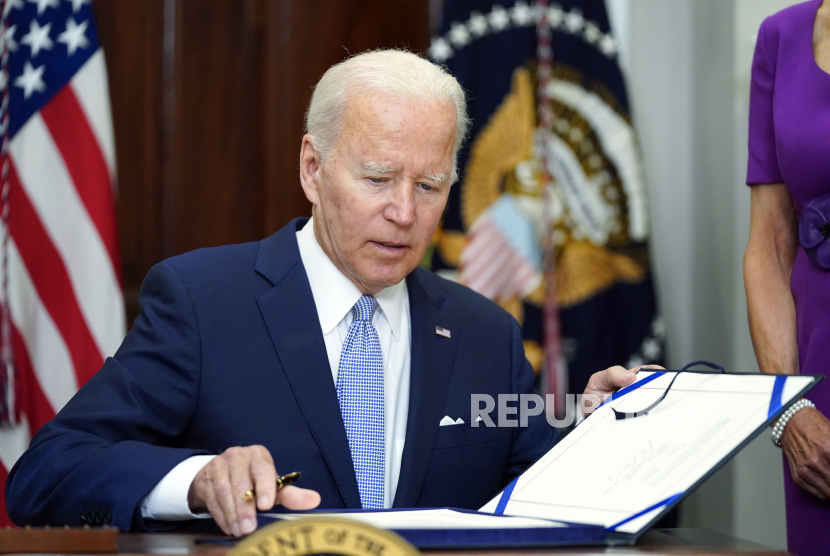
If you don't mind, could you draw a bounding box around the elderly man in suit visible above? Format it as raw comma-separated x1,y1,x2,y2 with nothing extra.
6,50,640,537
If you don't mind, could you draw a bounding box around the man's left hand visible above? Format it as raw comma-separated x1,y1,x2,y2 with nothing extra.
581,365,665,416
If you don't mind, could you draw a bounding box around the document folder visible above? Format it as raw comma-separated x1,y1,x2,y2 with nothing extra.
257,508,605,548
262,371,822,549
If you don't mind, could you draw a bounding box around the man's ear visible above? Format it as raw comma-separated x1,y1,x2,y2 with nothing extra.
299,135,323,205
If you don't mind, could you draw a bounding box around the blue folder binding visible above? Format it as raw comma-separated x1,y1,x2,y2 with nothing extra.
768,376,787,419
598,371,666,408
493,477,518,516
607,493,683,531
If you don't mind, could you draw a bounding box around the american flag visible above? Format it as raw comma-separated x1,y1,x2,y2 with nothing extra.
0,0,123,526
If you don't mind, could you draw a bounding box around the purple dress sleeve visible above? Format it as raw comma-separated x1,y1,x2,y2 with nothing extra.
747,18,784,185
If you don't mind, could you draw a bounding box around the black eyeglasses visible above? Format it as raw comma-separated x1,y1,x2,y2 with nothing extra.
612,361,725,420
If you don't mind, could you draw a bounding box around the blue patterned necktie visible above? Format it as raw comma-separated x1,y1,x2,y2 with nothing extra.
337,295,384,509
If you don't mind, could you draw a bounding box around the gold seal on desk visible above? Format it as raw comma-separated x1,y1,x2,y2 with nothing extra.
229,517,421,556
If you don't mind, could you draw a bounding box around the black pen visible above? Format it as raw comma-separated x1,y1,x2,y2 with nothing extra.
276,471,301,490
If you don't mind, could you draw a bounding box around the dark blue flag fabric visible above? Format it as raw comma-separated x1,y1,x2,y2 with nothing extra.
424,0,665,402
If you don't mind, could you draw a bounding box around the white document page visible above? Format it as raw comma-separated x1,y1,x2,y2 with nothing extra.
479,371,815,535
263,508,566,530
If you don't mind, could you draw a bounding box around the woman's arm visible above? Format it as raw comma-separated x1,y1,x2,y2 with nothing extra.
744,183,798,376
744,183,830,500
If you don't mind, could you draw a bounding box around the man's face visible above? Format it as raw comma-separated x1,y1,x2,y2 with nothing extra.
300,92,456,295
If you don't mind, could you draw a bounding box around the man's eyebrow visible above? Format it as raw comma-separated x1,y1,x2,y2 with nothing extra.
362,162,395,173
425,173,448,184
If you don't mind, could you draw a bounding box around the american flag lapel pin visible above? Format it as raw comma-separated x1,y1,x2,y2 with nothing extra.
435,326,451,339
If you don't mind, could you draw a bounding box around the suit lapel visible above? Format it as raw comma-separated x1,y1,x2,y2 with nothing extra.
255,219,362,509
393,269,460,508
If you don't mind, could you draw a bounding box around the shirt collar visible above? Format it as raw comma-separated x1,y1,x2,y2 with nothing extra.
296,217,407,340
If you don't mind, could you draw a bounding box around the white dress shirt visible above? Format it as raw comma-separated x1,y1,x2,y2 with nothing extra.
141,218,410,519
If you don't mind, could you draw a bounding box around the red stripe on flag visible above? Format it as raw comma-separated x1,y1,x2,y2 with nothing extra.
0,320,56,529
40,87,122,285
0,325,56,528
464,234,514,289
460,228,506,277
12,322,56,435
9,162,104,386
511,261,538,293
476,251,516,298
0,461,12,527
491,254,525,299
460,221,499,264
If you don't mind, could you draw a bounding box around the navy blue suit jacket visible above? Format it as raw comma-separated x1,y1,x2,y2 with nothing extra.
5,218,557,531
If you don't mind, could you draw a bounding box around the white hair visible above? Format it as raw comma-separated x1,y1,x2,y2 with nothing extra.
305,49,470,183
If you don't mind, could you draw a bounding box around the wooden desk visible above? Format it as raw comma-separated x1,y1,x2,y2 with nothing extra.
109,529,789,556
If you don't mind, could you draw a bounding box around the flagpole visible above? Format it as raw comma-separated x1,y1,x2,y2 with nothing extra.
536,0,568,420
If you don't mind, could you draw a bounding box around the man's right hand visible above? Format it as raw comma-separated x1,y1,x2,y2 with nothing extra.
188,445,321,537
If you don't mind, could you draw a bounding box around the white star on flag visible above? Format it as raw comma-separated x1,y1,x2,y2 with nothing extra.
21,20,53,57
428,37,452,62
488,5,510,31
449,22,470,47
599,34,617,56
547,6,564,28
467,12,488,37
583,22,601,44
3,0,24,18
57,17,89,56
1,24,18,52
510,1,533,26
14,60,46,99
68,0,91,12
27,0,60,16
565,9,584,33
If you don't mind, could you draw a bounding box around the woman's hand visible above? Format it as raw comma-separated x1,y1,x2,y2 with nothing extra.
780,408,830,499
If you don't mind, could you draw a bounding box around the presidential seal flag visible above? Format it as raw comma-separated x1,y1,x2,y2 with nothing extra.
0,0,123,526
425,0,664,416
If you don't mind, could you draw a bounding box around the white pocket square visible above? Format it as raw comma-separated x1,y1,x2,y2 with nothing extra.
439,416,466,426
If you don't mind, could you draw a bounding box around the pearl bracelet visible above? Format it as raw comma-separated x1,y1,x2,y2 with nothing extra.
772,398,816,447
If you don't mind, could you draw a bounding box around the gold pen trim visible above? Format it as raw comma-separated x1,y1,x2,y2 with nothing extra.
243,471,302,502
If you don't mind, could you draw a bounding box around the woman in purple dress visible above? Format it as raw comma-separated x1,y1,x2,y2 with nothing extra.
744,0,830,554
